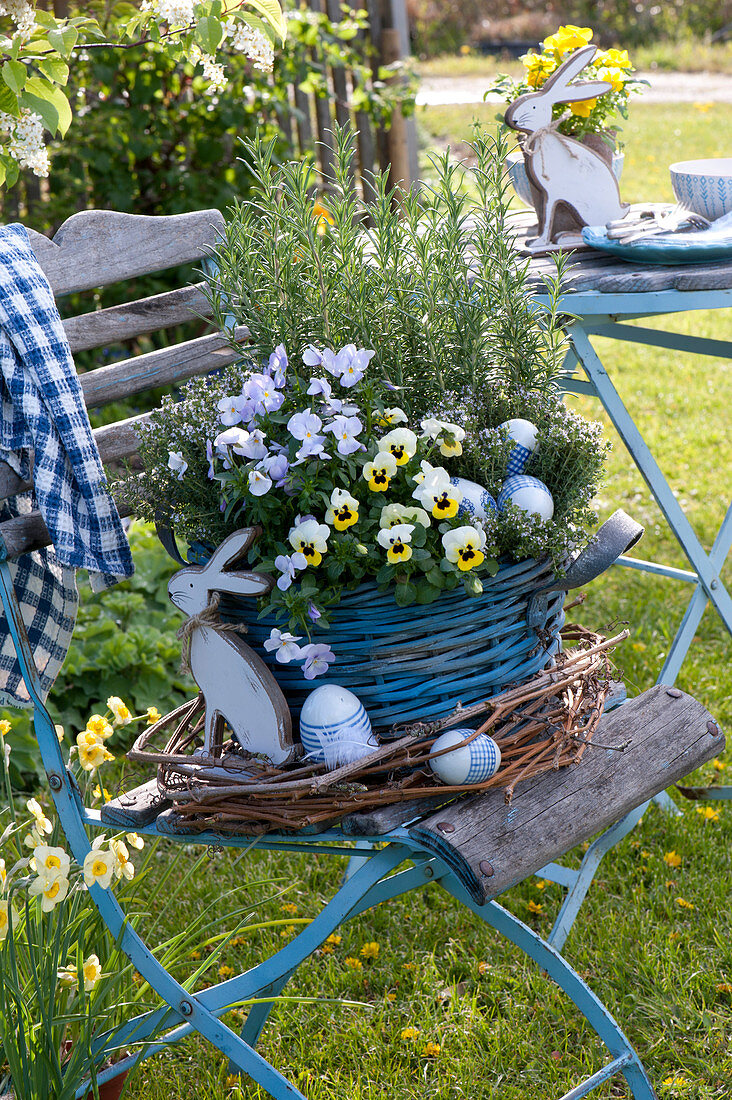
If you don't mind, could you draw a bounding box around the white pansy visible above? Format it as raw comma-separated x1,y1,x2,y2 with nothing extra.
264,628,304,664
248,469,272,497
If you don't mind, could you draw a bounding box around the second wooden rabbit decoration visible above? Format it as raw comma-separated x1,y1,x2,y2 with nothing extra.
505,44,628,251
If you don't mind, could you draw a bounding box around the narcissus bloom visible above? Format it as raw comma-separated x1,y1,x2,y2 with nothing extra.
82,954,103,991
86,714,114,740
29,873,69,912
32,845,70,887
77,731,114,772
107,696,131,727
83,841,116,889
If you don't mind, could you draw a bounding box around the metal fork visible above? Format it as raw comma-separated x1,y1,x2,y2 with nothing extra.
606,205,710,243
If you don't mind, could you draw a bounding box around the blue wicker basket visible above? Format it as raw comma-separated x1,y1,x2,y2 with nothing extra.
221,554,565,734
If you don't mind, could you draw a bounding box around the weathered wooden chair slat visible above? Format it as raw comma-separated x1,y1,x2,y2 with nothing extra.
0,206,722,1100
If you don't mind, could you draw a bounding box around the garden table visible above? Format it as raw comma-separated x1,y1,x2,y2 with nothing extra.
517,210,732,691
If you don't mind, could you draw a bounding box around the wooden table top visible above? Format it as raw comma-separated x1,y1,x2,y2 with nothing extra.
509,210,732,297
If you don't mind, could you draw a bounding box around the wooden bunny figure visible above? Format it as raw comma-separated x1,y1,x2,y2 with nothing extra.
504,45,628,252
168,528,295,765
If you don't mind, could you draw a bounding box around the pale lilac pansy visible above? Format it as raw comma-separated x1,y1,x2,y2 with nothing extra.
263,628,304,664
300,642,336,680
274,551,308,591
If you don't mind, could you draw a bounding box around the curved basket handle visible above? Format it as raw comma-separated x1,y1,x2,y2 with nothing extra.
527,509,643,627
154,513,188,567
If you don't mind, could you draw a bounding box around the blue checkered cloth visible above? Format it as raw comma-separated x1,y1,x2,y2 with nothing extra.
0,222,134,590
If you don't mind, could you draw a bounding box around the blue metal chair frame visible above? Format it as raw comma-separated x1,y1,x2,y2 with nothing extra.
0,540,659,1100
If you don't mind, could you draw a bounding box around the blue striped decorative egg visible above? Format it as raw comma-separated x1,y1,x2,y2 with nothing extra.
450,477,498,522
429,728,501,786
498,418,538,475
497,474,554,522
299,684,377,769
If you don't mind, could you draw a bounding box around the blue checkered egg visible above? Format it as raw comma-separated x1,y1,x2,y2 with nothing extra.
498,418,538,475
450,477,498,523
429,728,501,786
299,684,377,770
497,474,554,522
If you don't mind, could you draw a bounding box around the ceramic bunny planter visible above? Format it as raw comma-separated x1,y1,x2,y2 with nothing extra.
168,527,295,766
504,45,628,252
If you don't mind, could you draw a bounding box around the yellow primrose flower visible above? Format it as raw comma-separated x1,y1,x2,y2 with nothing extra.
26,798,53,837
82,954,102,991
379,502,430,529
543,24,593,58
377,523,414,564
379,407,408,427
146,707,161,725
0,719,11,737
288,518,330,567
107,696,132,727
596,66,625,93
126,832,144,850
569,98,597,117
110,839,135,881
29,873,69,912
33,845,71,886
379,427,417,466
325,487,359,531
664,851,682,869
83,843,116,889
442,526,487,572
57,963,78,988
594,47,632,70
360,941,379,959
363,451,397,492
77,731,115,772
0,900,10,940
400,1027,420,1040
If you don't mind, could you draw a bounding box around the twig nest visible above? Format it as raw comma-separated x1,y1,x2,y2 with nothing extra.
497,474,554,522
429,728,502,785
499,418,538,475
299,684,378,769
450,477,498,522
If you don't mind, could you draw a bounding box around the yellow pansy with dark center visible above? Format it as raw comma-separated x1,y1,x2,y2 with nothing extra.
333,504,357,530
370,471,389,490
387,538,411,564
433,492,459,518
456,543,485,571
300,543,322,566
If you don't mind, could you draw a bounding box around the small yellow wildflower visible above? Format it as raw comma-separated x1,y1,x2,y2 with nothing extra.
280,901,299,915
527,900,543,914
230,936,246,948
662,1074,688,1088
400,1026,420,1040
325,933,342,946
696,805,720,821
360,941,380,960
535,879,546,890
385,991,397,1002
86,714,114,740
92,785,111,802
218,964,235,979
82,954,102,991
107,696,132,727
675,897,695,911
280,925,296,937
344,956,363,970
319,943,334,955
640,849,652,859
664,851,682,869
146,707,161,725
0,719,11,737
422,1042,441,1057
668,931,679,941
478,961,490,975
716,982,732,993
713,759,726,771
666,880,677,890
403,962,415,971
190,949,201,960
693,101,714,112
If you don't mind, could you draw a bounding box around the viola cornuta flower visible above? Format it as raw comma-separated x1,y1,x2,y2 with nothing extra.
379,427,418,466
288,517,330,566
325,488,360,530
413,467,462,519
442,526,487,571
167,451,188,480
264,628,304,664
377,522,415,564
363,452,397,492
300,643,336,679
326,414,363,456
275,552,308,591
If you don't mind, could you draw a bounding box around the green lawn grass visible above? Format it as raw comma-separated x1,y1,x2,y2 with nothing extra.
121,103,732,1099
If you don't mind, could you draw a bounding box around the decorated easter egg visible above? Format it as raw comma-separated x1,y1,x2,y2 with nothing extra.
299,684,377,769
499,418,538,475
497,474,554,522
450,477,498,523
429,728,501,786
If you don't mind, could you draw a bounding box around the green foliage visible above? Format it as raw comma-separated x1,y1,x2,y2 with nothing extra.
2,523,189,790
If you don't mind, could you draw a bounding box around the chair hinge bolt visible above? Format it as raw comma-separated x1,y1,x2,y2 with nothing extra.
179,999,194,1017
48,773,62,791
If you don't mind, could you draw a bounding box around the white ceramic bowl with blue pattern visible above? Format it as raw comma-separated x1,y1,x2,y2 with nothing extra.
429,728,501,786
299,683,377,769
670,158,732,221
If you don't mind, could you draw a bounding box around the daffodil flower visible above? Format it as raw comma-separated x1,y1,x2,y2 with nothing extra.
146,707,161,725
107,696,131,727
86,714,114,740
32,845,70,887
0,900,10,940
82,954,103,991
83,840,116,889
288,517,330,566
29,872,69,912
413,468,462,519
26,797,53,837
325,487,359,530
379,427,417,466
363,452,397,492
442,526,487,572
110,839,135,881
57,963,78,988
377,523,415,564
76,730,114,772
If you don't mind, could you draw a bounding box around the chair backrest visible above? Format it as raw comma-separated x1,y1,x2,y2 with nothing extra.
0,208,245,559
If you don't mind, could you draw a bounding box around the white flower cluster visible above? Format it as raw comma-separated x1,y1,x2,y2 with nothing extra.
140,0,195,26
0,109,50,177
0,0,36,36
224,18,275,71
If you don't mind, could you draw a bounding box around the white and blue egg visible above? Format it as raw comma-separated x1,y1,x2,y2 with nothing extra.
450,476,498,522
499,418,539,476
428,727,501,786
299,684,378,770
448,420,554,525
